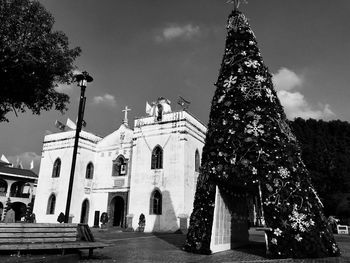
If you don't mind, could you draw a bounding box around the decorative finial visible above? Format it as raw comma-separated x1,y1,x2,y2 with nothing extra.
227,0,248,11
177,96,191,111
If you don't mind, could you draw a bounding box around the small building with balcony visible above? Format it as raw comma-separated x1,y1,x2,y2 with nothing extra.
0,160,37,221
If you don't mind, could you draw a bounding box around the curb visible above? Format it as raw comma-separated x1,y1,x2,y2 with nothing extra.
0,254,80,263
225,257,348,263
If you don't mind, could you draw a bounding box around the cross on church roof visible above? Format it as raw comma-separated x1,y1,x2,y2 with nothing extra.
122,106,131,126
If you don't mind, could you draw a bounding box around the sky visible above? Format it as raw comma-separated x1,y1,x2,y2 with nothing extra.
1,0,349,173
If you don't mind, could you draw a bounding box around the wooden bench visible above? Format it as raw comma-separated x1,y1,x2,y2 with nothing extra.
0,223,108,257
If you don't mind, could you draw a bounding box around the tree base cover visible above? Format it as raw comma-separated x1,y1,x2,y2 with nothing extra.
184,9,340,259
183,174,216,254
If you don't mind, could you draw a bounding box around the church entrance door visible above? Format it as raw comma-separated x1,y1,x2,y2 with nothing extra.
80,199,89,224
112,196,124,227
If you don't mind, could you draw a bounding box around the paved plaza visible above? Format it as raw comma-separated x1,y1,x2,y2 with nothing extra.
82,228,350,263
1,228,350,263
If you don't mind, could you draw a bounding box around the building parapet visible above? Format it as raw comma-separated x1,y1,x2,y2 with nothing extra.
134,111,206,133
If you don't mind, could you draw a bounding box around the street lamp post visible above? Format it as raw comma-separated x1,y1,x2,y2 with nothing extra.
64,71,93,223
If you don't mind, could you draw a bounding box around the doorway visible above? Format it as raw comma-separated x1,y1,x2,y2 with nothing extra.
112,196,124,227
11,202,27,221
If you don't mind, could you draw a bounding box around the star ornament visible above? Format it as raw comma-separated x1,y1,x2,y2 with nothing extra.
227,0,248,10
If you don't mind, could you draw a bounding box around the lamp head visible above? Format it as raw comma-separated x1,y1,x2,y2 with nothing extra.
74,71,93,88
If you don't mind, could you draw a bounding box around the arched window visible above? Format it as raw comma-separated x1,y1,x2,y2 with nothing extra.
52,158,61,178
86,162,94,179
10,182,25,197
47,194,56,214
0,179,7,196
151,146,163,169
150,189,162,215
195,149,200,172
112,156,127,176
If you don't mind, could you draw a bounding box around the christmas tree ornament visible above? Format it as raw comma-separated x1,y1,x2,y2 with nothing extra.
227,0,248,11
184,4,340,259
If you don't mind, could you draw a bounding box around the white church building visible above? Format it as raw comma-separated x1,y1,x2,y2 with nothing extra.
33,97,206,232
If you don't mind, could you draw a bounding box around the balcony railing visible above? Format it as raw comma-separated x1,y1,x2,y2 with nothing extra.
10,193,30,198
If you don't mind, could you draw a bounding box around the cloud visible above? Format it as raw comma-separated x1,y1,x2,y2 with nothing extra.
7,152,41,172
272,68,335,120
273,67,303,91
55,84,72,93
155,24,200,42
92,93,117,107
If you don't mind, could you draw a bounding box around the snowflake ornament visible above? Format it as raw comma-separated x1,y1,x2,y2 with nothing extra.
289,209,314,232
244,59,260,68
245,119,264,137
274,228,282,236
255,75,266,83
278,167,290,179
223,75,237,89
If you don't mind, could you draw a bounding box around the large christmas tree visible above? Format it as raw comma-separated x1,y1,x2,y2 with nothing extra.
184,3,340,258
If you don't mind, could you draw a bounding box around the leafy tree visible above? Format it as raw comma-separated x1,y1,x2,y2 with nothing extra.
184,7,339,258
0,0,81,122
24,200,33,222
291,118,350,216
3,197,12,220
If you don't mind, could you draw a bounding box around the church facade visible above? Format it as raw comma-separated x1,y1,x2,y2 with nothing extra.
33,98,206,232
